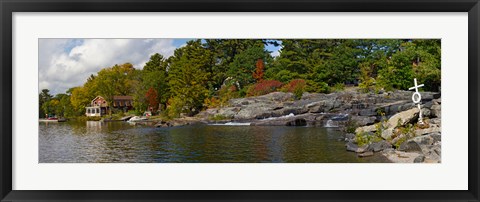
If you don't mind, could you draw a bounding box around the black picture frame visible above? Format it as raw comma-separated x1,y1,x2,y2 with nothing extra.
1,0,479,201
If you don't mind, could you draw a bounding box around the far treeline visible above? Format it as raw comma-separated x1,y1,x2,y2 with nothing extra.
39,39,441,119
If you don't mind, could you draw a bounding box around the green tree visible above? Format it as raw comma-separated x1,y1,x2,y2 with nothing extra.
142,53,169,108
377,40,440,91
167,40,213,117
96,63,138,115
39,89,52,118
204,39,267,93
227,45,272,90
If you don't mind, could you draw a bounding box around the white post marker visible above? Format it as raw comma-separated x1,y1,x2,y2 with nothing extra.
408,78,425,124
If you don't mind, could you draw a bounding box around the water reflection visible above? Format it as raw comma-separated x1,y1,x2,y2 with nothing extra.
39,121,389,163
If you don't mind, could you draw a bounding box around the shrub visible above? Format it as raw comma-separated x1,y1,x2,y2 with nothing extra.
393,123,416,148
204,97,221,109
246,80,283,97
281,79,307,99
355,131,383,146
204,84,239,108
305,80,330,93
356,122,384,146
332,83,345,92
165,97,186,118
274,70,299,83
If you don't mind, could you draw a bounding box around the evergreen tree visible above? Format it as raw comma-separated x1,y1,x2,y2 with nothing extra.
167,40,213,116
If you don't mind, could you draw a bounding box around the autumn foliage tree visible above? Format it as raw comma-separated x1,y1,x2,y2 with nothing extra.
145,87,159,112
252,58,265,82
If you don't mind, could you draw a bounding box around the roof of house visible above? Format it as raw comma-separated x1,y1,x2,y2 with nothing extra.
113,95,133,100
91,96,105,103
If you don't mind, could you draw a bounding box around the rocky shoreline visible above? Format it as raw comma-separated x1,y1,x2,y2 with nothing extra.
143,89,441,163
345,100,441,163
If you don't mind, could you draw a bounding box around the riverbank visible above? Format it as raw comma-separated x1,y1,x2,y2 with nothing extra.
152,88,438,128
157,88,441,163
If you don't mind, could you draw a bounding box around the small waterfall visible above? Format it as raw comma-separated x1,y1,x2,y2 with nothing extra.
324,114,348,128
210,122,251,126
263,113,295,120
324,119,338,128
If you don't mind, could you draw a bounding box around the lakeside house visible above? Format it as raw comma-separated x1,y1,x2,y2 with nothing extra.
85,95,133,116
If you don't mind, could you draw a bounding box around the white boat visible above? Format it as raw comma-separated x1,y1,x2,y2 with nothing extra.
128,116,148,122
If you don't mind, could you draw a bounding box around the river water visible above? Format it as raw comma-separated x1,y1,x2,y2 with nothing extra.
39,121,389,163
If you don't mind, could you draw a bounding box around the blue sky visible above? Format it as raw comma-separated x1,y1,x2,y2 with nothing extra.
39,39,281,95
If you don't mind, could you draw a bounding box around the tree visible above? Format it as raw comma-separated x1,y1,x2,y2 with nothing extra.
141,53,169,107
167,40,213,117
143,53,167,72
95,63,137,115
377,40,440,91
252,59,265,82
41,99,59,117
204,39,267,93
70,76,99,116
145,87,159,112
39,89,52,118
227,45,272,90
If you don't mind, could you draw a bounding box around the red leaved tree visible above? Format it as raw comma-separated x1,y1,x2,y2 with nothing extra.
145,87,159,112
252,58,265,82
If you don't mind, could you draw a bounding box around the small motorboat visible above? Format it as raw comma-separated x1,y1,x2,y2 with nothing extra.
128,116,148,122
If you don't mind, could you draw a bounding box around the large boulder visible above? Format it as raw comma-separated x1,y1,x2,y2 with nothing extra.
345,141,369,153
350,115,376,127
414,155,425,163
382,150,422,163
398,140,423,153
216,107,240,119
345,141,359,152
422,143,441,163
367,140,392,152
415,125,441,136
384,107,419,129
431,104,441,118
355,124,378,134
410,133,441,146
381,128,394,140
234,106,273,120
307,100,335,113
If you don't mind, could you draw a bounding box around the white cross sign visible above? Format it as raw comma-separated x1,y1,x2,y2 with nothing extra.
408,78,425,124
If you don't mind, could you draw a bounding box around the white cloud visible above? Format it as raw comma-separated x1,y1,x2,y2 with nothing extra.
39,39,177,95
271,49,281,57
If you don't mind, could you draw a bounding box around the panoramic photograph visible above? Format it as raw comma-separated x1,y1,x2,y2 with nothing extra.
39,39,441,163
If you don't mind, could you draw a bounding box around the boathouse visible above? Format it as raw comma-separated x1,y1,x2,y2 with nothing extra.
85,95,134,116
